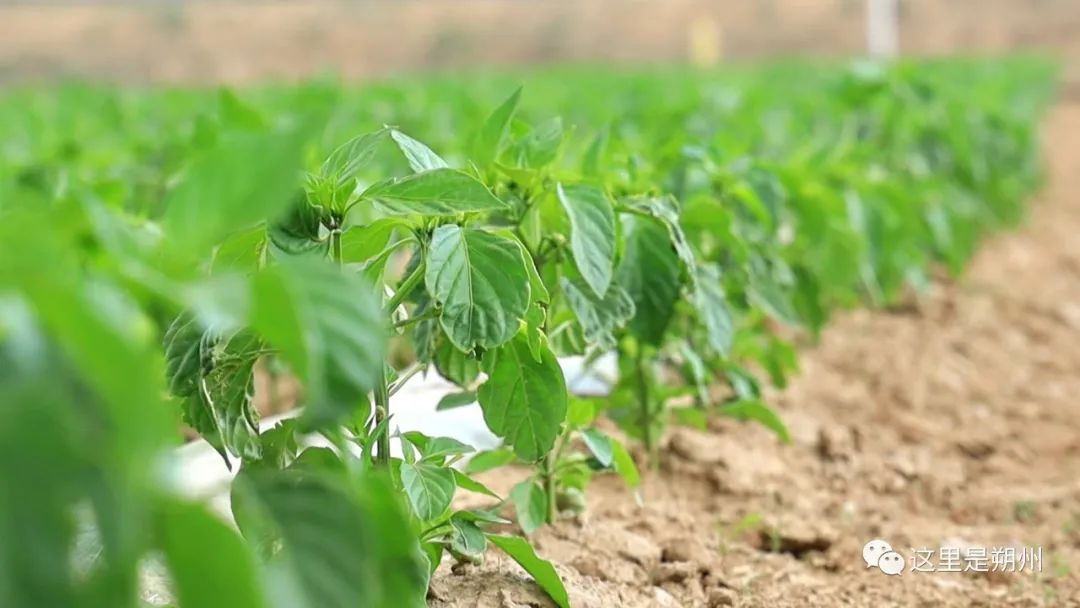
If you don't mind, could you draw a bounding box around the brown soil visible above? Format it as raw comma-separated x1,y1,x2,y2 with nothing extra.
428,103,1080,607
2,1,1080,84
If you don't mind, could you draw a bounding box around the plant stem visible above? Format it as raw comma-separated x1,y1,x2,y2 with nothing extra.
385,261,426,314
329,225,343,267
392,309,438,330
388,362,424,396
373,256,426,467
635,349,657,468
373,366,391,467
541,428,570,525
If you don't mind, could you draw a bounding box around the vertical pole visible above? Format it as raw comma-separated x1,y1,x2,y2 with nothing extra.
866,0,899,58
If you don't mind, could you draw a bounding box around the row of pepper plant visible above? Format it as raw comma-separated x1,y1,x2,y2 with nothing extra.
0,58,1054,607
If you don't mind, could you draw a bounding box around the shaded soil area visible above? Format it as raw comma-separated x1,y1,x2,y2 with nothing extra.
428,103,1080,607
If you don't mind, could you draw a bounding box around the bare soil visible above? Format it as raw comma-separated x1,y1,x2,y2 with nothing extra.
428,103,1080,607
2,0,1080,84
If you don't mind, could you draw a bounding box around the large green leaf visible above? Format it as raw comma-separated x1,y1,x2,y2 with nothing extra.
425,225,531,351
360,169,508,216
399,462,456,522
157,499,267,608
557,183,617,297
477,333,567,461
560,277,635,350
232,465,427,608
164,129,304,257
487,535,570,608
251,259,386,429
615,215,680,345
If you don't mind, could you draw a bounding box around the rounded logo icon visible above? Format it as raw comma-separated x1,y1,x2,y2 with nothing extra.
863,539,893,568
878,551,906,575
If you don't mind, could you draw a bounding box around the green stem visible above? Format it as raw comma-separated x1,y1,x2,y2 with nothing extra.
388,363,424,396
374,365,391,467
329,227,343,267
373,256,426,467
542,427,570,525
392,309,438,330
635,349,657,468
385,261,426,314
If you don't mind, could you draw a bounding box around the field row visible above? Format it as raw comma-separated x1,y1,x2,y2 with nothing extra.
0,58,1055,607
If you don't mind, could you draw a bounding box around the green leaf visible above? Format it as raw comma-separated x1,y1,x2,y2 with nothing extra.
434,336,481,387
157,499,267,608
361,169,508,216
425,225,531,351
581,428,614,467
199,330,263,461
487,535,569,608
452,470,501,499
623,196,697,275
164,129,303,257
436,390,477,411
339,218,405,264
565,398,597,428
318,129,389,199
693,264,735,357
232,467,427,608
268,198,326,257
402,432,474,462
610,437,641,489
473,87,522,168
400,462,457,521
251,259,386,430
557,183,616,297
679,341,712,406
582,126,609,176
478,333,567,461
517,118,564,168
213,225,268,273
616,215,680,345
722,399,790,443
449,514,487,560
509,480,548,535
163,313,206,399
390,129,449,172
560,277,635,350
464,447,516,474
